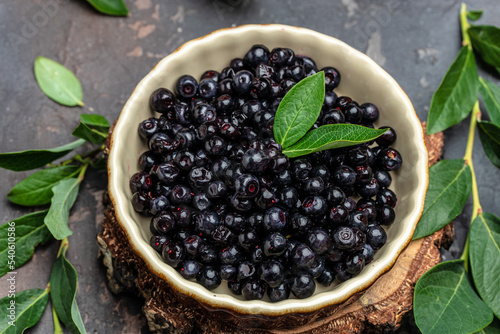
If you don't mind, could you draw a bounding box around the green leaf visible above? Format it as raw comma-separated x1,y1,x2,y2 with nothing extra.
0,211,52,277
470,212,500,319
469,25,500,69
72,114,110,144
44,178,81,240
50,254,86,334
7,166,81,206
479,77,500,126
0,139,85,172
0,288,49,334
467,10,484,21
413,159,472,239
282,124,387,158
34,57,84,107
476,318,500,334
86,0,129,16
427,46,479,134
273,71,325,148
414,259,493,334
478,121,500,168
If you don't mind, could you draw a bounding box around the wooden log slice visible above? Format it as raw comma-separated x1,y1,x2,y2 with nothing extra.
97,123,451,333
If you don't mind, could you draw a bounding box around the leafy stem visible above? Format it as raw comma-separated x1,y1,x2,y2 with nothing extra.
52,303,64,334
460,3,472,48
57,237,70,258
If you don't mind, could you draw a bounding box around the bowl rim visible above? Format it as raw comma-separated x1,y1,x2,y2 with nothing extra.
107,23,429,316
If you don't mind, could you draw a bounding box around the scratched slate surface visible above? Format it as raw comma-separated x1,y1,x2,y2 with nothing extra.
1,0,499,333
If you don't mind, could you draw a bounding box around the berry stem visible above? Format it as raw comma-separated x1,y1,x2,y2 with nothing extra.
460,101,483,271
460,3,472,49
56,237,69,258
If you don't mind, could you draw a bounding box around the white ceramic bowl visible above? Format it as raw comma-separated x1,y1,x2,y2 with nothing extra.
108,24,428,318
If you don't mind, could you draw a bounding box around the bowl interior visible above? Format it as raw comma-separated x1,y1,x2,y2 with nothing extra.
108,24,428,316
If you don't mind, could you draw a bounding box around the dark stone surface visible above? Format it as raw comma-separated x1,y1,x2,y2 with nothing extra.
0,0,499,333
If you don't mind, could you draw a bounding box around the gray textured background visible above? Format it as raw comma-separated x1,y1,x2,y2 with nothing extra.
1,0,499,332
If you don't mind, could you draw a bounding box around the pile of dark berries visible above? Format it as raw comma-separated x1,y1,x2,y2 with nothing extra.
129,45,403,302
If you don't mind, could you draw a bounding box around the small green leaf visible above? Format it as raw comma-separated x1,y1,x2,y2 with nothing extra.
414,259,493,334
50,254,86,334
470,212,500,319
273,71,325,148
34,57,84,107
479,77,500,126
0,288,50,334
72,123,108,144
469,25,500,69
467,10,483,21
0,211,52,277
478,120,500,168
413,159,472,239
86,0,129,16
282,124,387,158
0,139,85,172
80,114,110,133
7,166,81,206
475,318,500,334
44,178,81,240
90,156,107,170
427,46,479,134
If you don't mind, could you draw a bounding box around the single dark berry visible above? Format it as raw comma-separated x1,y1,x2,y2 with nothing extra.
301,196,328,217
355,165,373,184
263,206,287,231
345,251,365,274
230,193,253,213
205,180,228,199
219,245,244,265
322,66,341,90
377,204,396,225
194,210,220,236
138,151,161,173
306,227,331,255
232,70,254,95
290,214,312,234
228,280,242,295
183,235,202,256
334,262,353,282
150,88,176,114
241,280,265,300
362,243,375,264
348,211,368,232
376,148,403,171
376,126,397,146
244,44,270,68
192,103,217,125
162,242,185,268
174,150,195,170
374,169,392,188
292,159,312,182
138,118,159,139
237,261,256,281
235,173,260,198
278,187,299,209
150,234,170,252
333,165,356,187
205,135,228,156
356,177,379,198
179,260,200,280
311,165,330,183
149,195,170,215
303,176,325,195
267,282,290,302
171,204,194,228
198,78,218,99
199,244,217,264
149,133,178,155
196,266,221,290
361,103,379,123
323,91,338,110
377,188,397,208
241,148,268,173
326,186,345,206
291,243,316,270
200,69,220,83
220,265,237,281
224,212,246,232
343,103,363,123
238,228,259,250
269,47,291,67
317,263,336,287
175,75,198,99
131,191,151,213
329,204,349,225
249,77,271,99
211,225,235,244
130,171,154,193
366,224,387,250
168,184,193,204
290,272,316,299
188,167,213,189
192,193,211,211
332,226,356,250
194,149,212,167
263,232,287,257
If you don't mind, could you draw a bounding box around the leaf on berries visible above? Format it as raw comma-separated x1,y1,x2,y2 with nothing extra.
274,71,325,149
0,139,85,172
72,114,110,144
469,25,500,70
34,57,84,107
413,159,472,239
414,259,493,334
282,124,387,158
86,0,129,16
7,166,81,206
50,253,86,334
478,121,500,168
44,178,81,240
467,10,483,21
426,46,478,134
0,288,50,333
479,77,500,126
470,212,500,319
0,211,52,277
